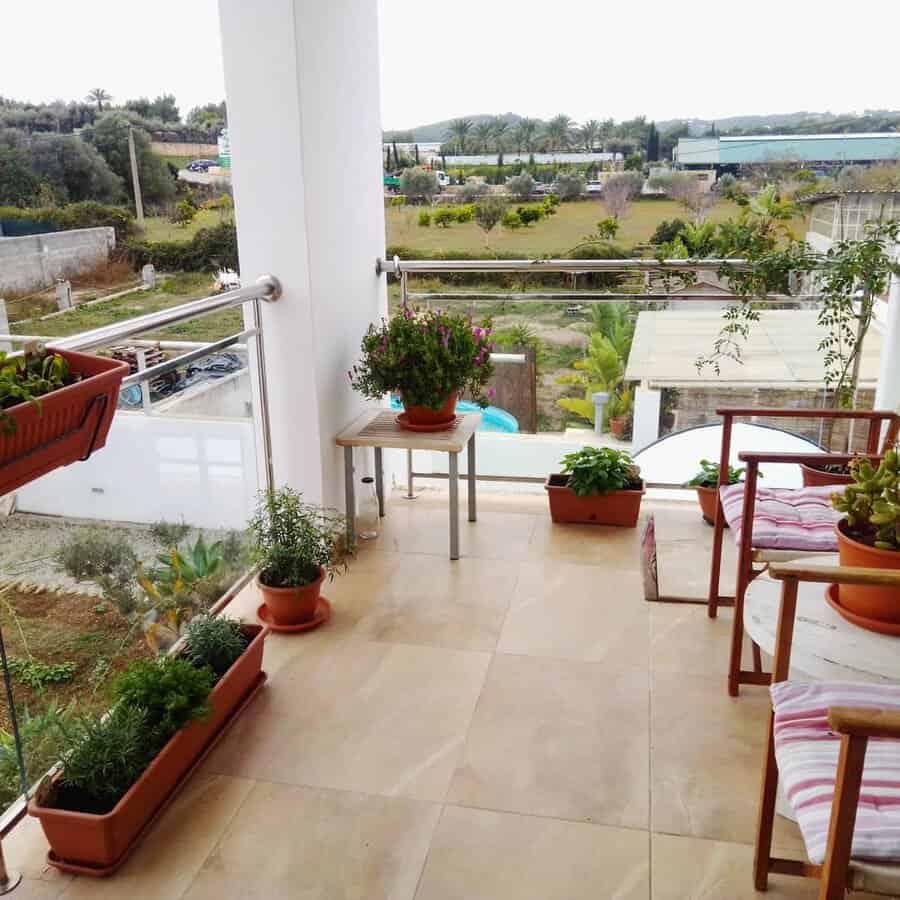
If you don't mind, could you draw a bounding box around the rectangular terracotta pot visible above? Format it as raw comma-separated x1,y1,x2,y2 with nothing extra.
0,349,128,495
544,474,645,527
29,624,266,872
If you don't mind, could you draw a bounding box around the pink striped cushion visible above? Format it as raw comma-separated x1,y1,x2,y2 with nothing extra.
771,681,900,864
719,483,843,551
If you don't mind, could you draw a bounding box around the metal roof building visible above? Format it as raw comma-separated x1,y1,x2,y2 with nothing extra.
675,133,900,168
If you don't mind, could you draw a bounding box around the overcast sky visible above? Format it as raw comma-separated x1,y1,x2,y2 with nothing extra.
4,1,899,129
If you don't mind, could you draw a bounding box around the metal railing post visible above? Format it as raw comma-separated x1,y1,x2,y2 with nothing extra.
136,349,152,413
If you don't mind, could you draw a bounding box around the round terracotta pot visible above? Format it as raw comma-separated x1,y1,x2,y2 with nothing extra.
695,485,720,526
835,520,900,625
609,416,627,438
800,463,853,488
400,392,457,428
257,567,324,626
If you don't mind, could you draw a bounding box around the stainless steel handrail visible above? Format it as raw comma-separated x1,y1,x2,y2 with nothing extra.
377,257,750,274
48,275,281,352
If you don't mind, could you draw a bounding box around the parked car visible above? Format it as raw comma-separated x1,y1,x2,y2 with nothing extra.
531,183,552,196
434,170,450,188
585,181,604,194
187,159,218,172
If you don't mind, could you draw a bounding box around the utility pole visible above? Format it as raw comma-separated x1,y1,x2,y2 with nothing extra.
128,127,145,225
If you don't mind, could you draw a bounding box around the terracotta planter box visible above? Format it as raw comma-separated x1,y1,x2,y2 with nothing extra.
29,624,267,875
800,463,853,488
834,521,900,629
0,349,128,496
544,474,644,527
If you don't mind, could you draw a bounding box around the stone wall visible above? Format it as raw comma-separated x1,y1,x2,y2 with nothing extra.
673,386,877,451
0,227,115,294
150,141,219,158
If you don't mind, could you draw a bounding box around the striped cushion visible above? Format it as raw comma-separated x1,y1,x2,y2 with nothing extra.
771,681,900,864
719,483,843,551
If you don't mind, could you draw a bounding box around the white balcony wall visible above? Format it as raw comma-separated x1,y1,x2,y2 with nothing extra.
218,0,388,509
15,413,256,530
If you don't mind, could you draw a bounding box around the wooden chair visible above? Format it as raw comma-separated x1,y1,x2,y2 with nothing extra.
754,561,900,899
705,407,900,696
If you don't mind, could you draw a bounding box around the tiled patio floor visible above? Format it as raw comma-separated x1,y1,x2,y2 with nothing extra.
6,491,883,899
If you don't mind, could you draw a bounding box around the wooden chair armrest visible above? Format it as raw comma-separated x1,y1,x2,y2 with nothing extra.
829,707,900,740
737,451,874,466
716,407,897,421
769,562,900,588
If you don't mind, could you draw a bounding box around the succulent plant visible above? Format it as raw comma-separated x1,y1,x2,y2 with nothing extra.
832,448,900,550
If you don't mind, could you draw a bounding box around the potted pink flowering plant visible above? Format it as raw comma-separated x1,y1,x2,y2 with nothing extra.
350,304,495,430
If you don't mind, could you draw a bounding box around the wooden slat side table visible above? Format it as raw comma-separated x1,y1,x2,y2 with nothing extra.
335,410,480,560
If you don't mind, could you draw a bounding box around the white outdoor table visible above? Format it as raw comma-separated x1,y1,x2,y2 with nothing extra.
335,410,480,560
745,554,900,685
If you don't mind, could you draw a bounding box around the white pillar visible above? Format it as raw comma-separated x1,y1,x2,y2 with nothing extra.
875,273,900,415
0,299,10,352
218,0,388,508
631,386,662,451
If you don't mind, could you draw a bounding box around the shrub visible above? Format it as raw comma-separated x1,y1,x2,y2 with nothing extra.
502,210,522,229
54,529,137,582
454,203,474,223
460,181,488,203
433,207,456,228
516,205,543,227
184,615,247,679
554,173,585,200
111,657,213,751
249,487,348,588
0,704,71,809
649,218,687,245
170,199,197,227
399,166,438,202
560,447,641,496
417,210,431,227
0,202,136,241
506,173,534,201
150,519,191,547
125,221,237,272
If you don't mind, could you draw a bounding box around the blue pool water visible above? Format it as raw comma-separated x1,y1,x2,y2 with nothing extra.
389,398,518,433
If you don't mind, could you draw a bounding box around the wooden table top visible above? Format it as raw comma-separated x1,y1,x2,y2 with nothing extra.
745,554,900,684
335,409,481,453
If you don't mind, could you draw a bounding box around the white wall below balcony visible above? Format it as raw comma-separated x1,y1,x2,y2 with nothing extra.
218,0,388,508
15,412,256,530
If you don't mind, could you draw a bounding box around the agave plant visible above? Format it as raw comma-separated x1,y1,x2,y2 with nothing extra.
832,449,900,550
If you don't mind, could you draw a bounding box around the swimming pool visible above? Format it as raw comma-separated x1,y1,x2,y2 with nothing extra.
389,398,518,433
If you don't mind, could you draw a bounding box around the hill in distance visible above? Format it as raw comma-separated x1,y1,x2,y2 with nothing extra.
385,109,900,143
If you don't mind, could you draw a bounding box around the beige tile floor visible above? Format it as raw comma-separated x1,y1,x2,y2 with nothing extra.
4,491,885,899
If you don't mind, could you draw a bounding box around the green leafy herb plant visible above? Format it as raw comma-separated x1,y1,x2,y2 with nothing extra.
685,459,745,489
559,447,641,497
0,346,74,435
184,614,247,680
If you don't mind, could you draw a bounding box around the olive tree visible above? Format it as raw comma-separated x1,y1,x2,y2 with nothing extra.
506,173,534,201
399,166,438,203
602,172,642,221
554,173,585,201
474,196,507,247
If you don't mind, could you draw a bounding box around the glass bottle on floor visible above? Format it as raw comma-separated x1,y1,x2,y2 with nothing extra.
357,475,379,540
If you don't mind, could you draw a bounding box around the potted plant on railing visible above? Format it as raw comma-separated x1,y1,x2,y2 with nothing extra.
685,459,745,526
830,449,900,632
349,304,494,431
607,387,633,439
545,446,644,526
250,486,347,630
800,460,854,488
29,614,266,875
1,344,128,495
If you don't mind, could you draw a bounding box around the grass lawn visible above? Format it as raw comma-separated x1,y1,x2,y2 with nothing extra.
10,272,242,343
386,198,808,256
139,209,228,243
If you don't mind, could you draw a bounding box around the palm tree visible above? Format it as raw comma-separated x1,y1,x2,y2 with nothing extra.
579,119,601,152
86,88,111,111
445,118,473,154
512,118,539,154
472,121,495,153
491,117,510,152
543,114,574,151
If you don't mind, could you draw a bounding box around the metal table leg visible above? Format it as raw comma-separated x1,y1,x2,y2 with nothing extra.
343,446,356,549
374,446,385,517
467,433,477,522
449,450,460,560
